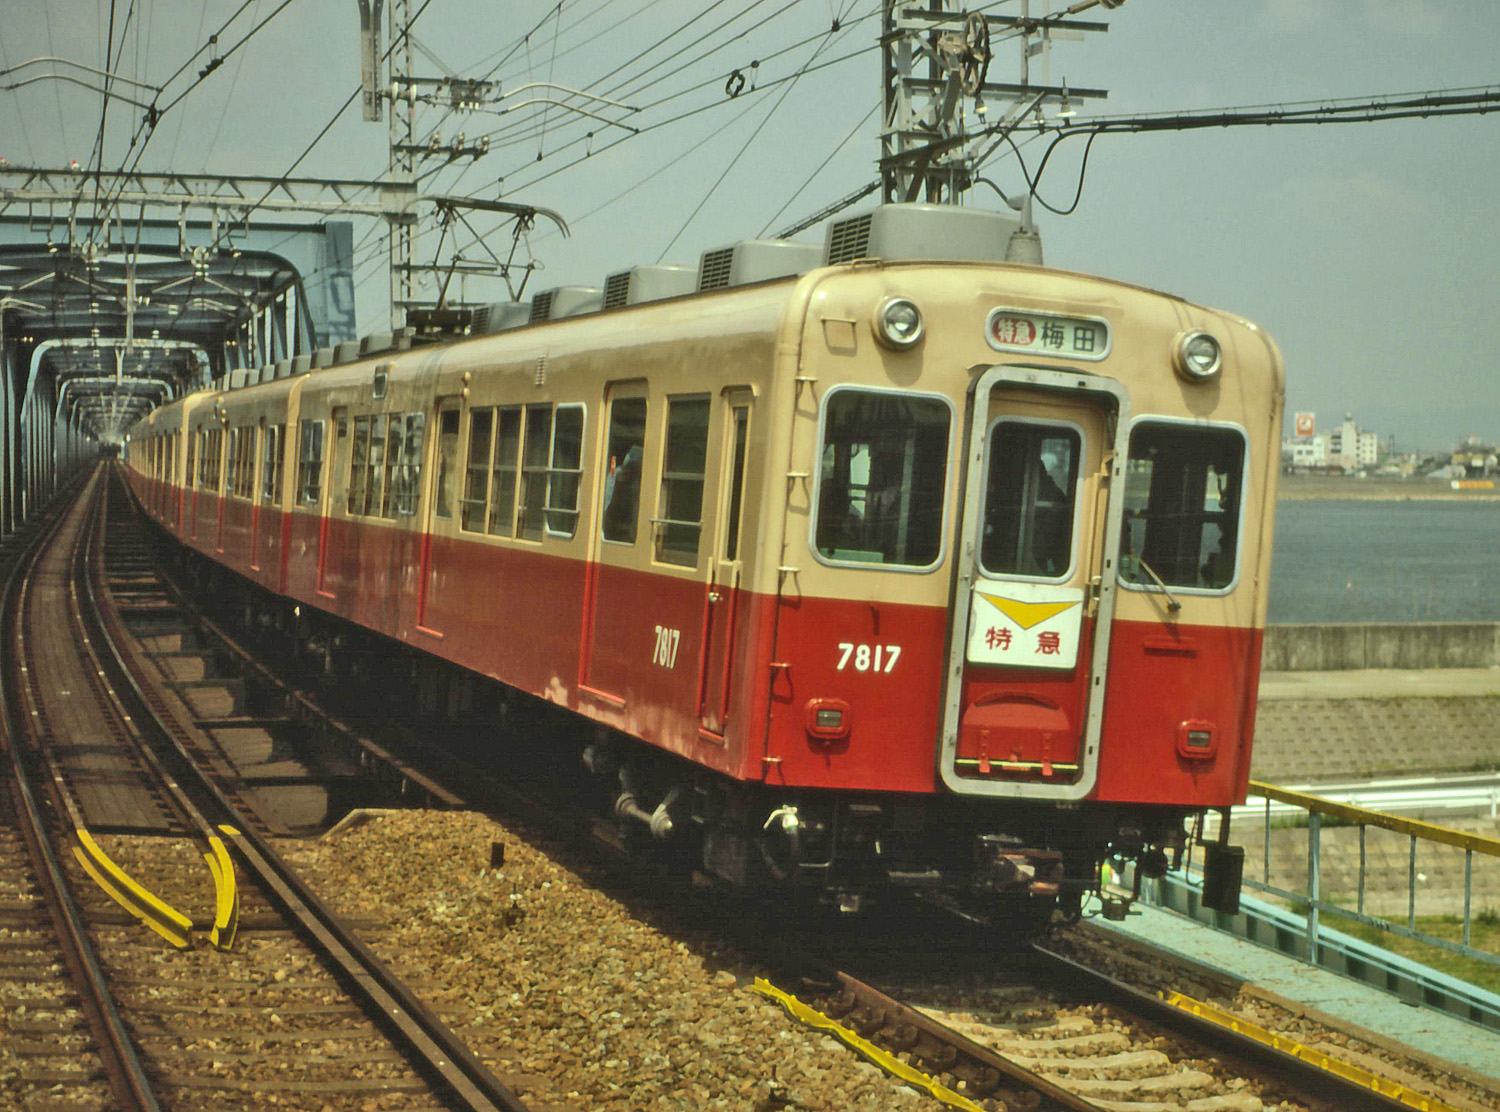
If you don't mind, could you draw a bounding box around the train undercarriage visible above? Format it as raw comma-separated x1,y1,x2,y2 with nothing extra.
169,540,1242,932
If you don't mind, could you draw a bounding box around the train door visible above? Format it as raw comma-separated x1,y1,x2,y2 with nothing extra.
938,365,1130,801
697,391,753,738
316,408,347,598
579,383,649,704
415,397,461,634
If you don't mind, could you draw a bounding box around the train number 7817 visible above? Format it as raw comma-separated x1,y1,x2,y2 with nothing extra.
836,643,901,673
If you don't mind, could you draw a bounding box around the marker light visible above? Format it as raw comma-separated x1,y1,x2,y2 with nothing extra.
874,296,924,350
1175,331,1222,381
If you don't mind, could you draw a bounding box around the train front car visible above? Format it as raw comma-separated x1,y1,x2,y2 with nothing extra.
740,256,1283,921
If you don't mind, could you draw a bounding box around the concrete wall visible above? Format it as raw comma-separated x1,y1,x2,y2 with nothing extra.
1263,623,1500,671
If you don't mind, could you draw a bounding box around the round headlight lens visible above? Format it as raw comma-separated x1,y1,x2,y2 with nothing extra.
1176,331,1222,380
875,297,924,349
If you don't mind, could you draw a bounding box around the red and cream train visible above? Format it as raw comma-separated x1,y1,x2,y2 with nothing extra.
125,204,1283,919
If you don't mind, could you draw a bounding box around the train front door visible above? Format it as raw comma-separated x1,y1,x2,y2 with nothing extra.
697,391,753,738
939,364,1131,801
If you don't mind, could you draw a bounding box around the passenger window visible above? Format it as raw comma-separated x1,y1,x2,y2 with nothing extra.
433,405,460,519
518,405,553,541
546,405,585,538
381,416,404,518
392,413,424,516
814,389,950,569
601,397,648,544
724,406,749,561
349,416,371,514
262,423,283,504
488,407,522,537
981,421,1081,579
657,395,710,566
1120,422,1246,591
461,408,493,532
297,420,324,504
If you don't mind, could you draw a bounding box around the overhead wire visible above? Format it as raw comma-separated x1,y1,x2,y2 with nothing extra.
657,13,855,258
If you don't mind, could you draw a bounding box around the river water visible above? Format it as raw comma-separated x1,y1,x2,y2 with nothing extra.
1267,500,1500,623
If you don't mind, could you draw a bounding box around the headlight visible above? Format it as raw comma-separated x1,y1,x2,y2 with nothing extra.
1174,331,1222,381
873,296,924,350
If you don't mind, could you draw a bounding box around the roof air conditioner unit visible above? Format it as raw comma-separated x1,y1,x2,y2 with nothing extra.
476,301,532,332
360,331,395,355
603,265,696,308
333,340,362,364
697,240,822,291
291,353,313,375
271,359,290,381
312,348,336,369
823,203,1023,266
529,286,603,323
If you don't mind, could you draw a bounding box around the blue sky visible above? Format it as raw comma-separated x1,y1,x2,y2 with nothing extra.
2,0,1496,452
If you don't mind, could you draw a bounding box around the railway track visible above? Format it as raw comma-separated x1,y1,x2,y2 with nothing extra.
0,467,541,1111
95,468,1493,1112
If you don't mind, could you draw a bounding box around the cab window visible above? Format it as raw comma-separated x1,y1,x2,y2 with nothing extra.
981,421,1080,579
1120,422,1246,591
813,388,950,569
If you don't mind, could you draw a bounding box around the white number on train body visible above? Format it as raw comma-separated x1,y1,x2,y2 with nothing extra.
653,625,681,668
836,643,901,673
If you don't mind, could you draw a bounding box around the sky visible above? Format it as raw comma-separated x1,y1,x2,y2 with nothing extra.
1,0,1496,454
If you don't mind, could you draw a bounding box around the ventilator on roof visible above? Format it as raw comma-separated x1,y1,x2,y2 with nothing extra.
697,240,822,291
823,203,1023,266
529,287,603,322
473,301,532,333
603,265,696,308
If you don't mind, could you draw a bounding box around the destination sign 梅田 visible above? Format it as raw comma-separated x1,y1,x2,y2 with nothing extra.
985,308,1110,361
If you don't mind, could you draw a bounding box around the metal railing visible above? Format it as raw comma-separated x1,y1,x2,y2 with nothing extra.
1215,780,1500,970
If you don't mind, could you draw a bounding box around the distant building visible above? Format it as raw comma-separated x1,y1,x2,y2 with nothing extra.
1452,434,1498,477
1283,411,1380,473
1321,413,1379,472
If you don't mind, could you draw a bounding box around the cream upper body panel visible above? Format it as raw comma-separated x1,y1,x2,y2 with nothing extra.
780,261,1284,626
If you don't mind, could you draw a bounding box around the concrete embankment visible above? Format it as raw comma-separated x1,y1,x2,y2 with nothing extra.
1263,622,1500,671
1252,622,1500,785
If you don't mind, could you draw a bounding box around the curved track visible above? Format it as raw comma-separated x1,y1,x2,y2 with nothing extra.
1,466,537,1112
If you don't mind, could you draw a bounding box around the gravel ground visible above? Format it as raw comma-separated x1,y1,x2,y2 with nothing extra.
289,809,928,1112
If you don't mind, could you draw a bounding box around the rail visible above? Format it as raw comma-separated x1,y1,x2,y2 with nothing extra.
1211,780,1500,973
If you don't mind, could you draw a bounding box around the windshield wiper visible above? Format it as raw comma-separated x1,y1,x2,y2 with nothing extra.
1130,554,1183,613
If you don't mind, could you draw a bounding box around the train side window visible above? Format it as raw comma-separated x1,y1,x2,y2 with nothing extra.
297,419,325,504
226,429,240,494
392,413,424,516
234,427,256,498
545,404,585,538
266,424,285,505
980,421,1081,579
461,407,494,532
1120,422,1246,591
601,397,648,545
517,404,553,541
656,395,710,567
261,422,282,504
488,407,522,537
348,416,371,514
361,415,386,516
813,388,950,569
433,404,460,520
381,415,404,518
724,405,749,561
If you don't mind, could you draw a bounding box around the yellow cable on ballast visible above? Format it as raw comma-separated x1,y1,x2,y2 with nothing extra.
752,978,986,1112
73,828,194,949
204,834,239,951
1162,991,1462,1112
